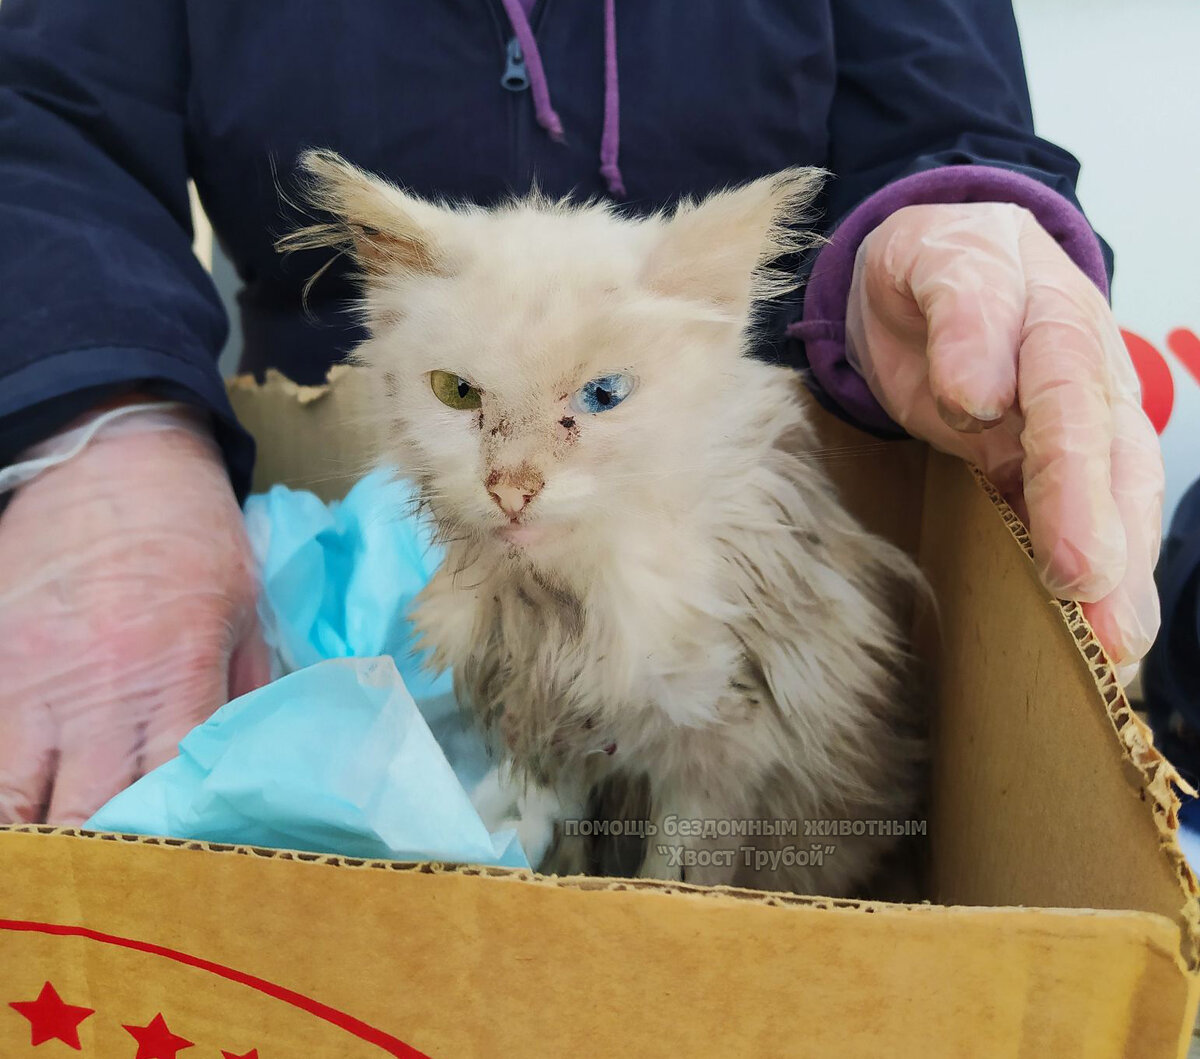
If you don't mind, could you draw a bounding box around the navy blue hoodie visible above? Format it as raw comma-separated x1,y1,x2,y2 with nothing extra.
0,0,1111,500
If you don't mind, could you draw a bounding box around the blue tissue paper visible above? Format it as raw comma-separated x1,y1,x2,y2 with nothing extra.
245,470,447,693
87,656,525,866
86,470,526,868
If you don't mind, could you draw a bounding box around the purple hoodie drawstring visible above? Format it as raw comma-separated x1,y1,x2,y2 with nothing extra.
498,0,625,198
599,0,626,197
498,0,564,142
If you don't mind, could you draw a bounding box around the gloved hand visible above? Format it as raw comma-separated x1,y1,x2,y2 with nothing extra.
0,403,269,824
846,202,1163,681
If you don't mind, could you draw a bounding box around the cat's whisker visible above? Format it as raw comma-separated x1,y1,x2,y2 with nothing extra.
580,446,897,487
259,465,377,492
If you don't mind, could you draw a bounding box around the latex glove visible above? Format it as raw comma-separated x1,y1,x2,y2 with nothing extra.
846,202,1163,680
0,404,269,824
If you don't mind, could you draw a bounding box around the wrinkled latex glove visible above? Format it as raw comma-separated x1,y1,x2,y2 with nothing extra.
846,202,1163,680
0,405,269,824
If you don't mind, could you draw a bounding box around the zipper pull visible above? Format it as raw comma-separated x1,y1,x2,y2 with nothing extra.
501,36,530,92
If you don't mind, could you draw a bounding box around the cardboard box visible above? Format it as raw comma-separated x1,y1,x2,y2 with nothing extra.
2,366,1197,1058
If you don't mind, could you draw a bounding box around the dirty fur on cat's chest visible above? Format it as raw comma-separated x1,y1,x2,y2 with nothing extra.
431,561,744,783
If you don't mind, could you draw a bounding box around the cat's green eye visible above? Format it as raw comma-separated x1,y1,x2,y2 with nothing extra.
430,370,482,410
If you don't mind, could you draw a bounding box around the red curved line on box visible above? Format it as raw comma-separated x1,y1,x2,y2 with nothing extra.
0,919,430,1058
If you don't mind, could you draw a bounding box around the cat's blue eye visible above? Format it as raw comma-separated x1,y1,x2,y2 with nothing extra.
571,373,634,415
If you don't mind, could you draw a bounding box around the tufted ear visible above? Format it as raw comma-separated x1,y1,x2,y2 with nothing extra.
642,167,825,318
277,149,457,278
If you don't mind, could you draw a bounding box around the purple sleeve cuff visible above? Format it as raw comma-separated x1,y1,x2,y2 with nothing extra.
787,164,1110,433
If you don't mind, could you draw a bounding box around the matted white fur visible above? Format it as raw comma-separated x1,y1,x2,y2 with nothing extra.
281,151,925,896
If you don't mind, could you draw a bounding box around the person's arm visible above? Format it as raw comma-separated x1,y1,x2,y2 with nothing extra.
787,0,1162,679
791,0,1110,431
0,0,254,495
0,2,268,825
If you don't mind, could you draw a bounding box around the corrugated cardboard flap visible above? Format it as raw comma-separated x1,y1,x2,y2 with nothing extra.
975,465,1199,911
978,465,1198,963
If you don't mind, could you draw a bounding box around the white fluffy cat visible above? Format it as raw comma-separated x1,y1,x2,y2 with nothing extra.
281,150,925,896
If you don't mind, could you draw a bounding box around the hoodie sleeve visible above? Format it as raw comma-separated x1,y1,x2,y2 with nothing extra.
788,0,1113,435
0,0,254,498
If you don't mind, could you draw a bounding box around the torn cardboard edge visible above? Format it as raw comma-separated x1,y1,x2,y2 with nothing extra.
970,468,1200,940
0,824,1186,937
228,363,360,405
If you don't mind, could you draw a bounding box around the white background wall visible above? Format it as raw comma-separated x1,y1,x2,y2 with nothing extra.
1013,0,1200,526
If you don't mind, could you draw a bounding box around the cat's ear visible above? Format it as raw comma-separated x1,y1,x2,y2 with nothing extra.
278,149,456,278
643,168,825,317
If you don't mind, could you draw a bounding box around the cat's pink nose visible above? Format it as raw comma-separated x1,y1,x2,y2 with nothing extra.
489,482,537,518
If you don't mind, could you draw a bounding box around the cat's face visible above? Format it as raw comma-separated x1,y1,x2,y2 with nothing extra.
283,152,822,561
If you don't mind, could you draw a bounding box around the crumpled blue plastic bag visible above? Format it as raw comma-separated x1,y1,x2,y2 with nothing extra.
86,470,528,868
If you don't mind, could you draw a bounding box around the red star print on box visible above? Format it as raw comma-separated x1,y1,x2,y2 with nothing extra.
221,1050,260,1059
122,1012,194,1058
9,980,95,1049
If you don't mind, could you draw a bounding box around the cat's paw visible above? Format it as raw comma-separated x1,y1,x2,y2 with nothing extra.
469,764,521,826
514,784,568,867
469,763,569,868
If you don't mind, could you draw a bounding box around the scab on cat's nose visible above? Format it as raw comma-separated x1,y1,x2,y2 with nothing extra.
486,465,544,518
